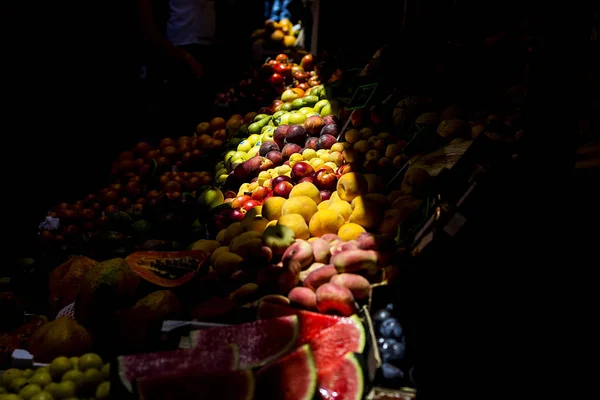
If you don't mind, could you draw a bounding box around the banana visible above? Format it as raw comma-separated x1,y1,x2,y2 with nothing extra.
330,249,379,273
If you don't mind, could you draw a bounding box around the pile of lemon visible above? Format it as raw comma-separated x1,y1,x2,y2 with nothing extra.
0,353,109,400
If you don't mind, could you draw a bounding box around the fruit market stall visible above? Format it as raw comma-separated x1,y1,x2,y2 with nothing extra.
2,13,532,394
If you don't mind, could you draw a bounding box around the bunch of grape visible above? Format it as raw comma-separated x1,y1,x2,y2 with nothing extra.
0,353,110,400
373,303,406,381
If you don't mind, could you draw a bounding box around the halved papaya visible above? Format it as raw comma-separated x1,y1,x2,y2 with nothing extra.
125,250,210,288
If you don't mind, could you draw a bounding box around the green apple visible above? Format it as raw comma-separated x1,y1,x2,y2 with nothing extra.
261,127,275,142
263,225,296,256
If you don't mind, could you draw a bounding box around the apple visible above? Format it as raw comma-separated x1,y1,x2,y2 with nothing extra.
304,137,319,150
259,157,274,172
281,143,303,159
265,150,283,166
263,225,296,256
276,53,289,63
270,73,284,86
294,72,309,82
298,177,313,184
273,181,294,198
270,100,284,112
297,82,310,92
274,62,292,78
320,123,339,137
313,167,338,191
300,54,314,71
258,107,273,115
329,151,344,166
242,199,262,211
273,125,290,149
291,161,315,183
285,125,307,146
229,208,246,222
252,186,272,202
263,178,273,188
304,115,325,136
261,128,275,143
337,162,360,176
314,165,334,173
231,195,251,209
317,134,337,150
322,115,339,126
260,142,280,157
272,175,292,187
319,190,332,200
261,62,274,78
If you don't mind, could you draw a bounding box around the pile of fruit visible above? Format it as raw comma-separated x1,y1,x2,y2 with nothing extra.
251,19,301,50
0,353,110,400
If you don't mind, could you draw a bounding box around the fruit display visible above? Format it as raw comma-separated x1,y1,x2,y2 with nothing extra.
0,353,110,400
252,19,302,51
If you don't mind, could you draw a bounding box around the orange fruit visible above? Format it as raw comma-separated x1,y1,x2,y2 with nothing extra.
284,35,296,48
209,117,226,132
271,30,285,42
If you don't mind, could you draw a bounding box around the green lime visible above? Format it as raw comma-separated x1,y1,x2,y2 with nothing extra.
77,354,102,372
0,394,23,400
51,382,75,399
59,371,83,389
1,369,23,387
28,374,51,389
21,371,33,380
81,369,102,389
18,384,41,400
31,392,55,400
95,381,110,399
68,358,79,371
100,363,110,380
8,378,29,393
49,357,73,381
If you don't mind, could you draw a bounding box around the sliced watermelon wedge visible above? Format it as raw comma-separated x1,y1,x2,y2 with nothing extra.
257,302,348,344
191,315,299,368
318,352,364,400
256,344,317,400
136,369,254,400
118,343,238,393
309,315,366,372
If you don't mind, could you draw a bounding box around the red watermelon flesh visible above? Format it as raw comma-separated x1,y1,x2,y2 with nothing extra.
118,343,238,393
191,315,299,368
137,369,254,400
309,315,366,373
257,302,348,344
318,353,364,400
256,344,317,400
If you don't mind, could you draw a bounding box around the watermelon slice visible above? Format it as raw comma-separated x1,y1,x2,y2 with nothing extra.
136,369,254,400
257,302,347,344
309,315,366,372
318,353,364,400
118,344,239,393
256,344,317,400
191,315,299,368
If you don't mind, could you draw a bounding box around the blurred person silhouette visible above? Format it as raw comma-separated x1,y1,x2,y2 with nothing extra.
136,0,218,135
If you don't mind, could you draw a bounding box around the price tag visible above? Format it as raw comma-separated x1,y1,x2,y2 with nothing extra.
346,83,378,110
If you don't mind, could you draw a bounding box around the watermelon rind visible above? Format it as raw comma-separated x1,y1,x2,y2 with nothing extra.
190,315,300,368
118,343,239,393
318,352,364,400
256,344,317,400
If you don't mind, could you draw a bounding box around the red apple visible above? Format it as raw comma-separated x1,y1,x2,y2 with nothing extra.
317,134,337,150
270,73,284,86
272,175,292,187
336,162,360,176
298,177,313,184
260,142,280,157
305,137,319,150
231,195,251,209
320,190,332,200
242,199,262,211
273,125,291,149
304,115,325,136
291,161,315,183
252,186,272,202
313,167,338,191
273,181,294,198
300,54,314,71
315,165,334,173
265,151,283,167
270,100,284,112
229,208,246,222
281,143,303,159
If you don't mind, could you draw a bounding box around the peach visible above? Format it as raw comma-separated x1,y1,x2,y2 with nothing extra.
278,262,301,294
363,174,384,193
330,239,360,256
277,213,310,240
299,262,326,283
289,181,322,204
304,264,338,291
330,249,379,273
262,196,287,221
309,209,345,238
336,172,368,202
282,239,314,269
316,283,357,316
348,196,384,230
320,233,340,243
317,200,331,211
288,287,317,309
338,223,366,241
330,273,371,300
281,195,318,224
328,200,353,221
310,237,331,263
329,191,341,202
353,139,370,153
344,129,359,143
